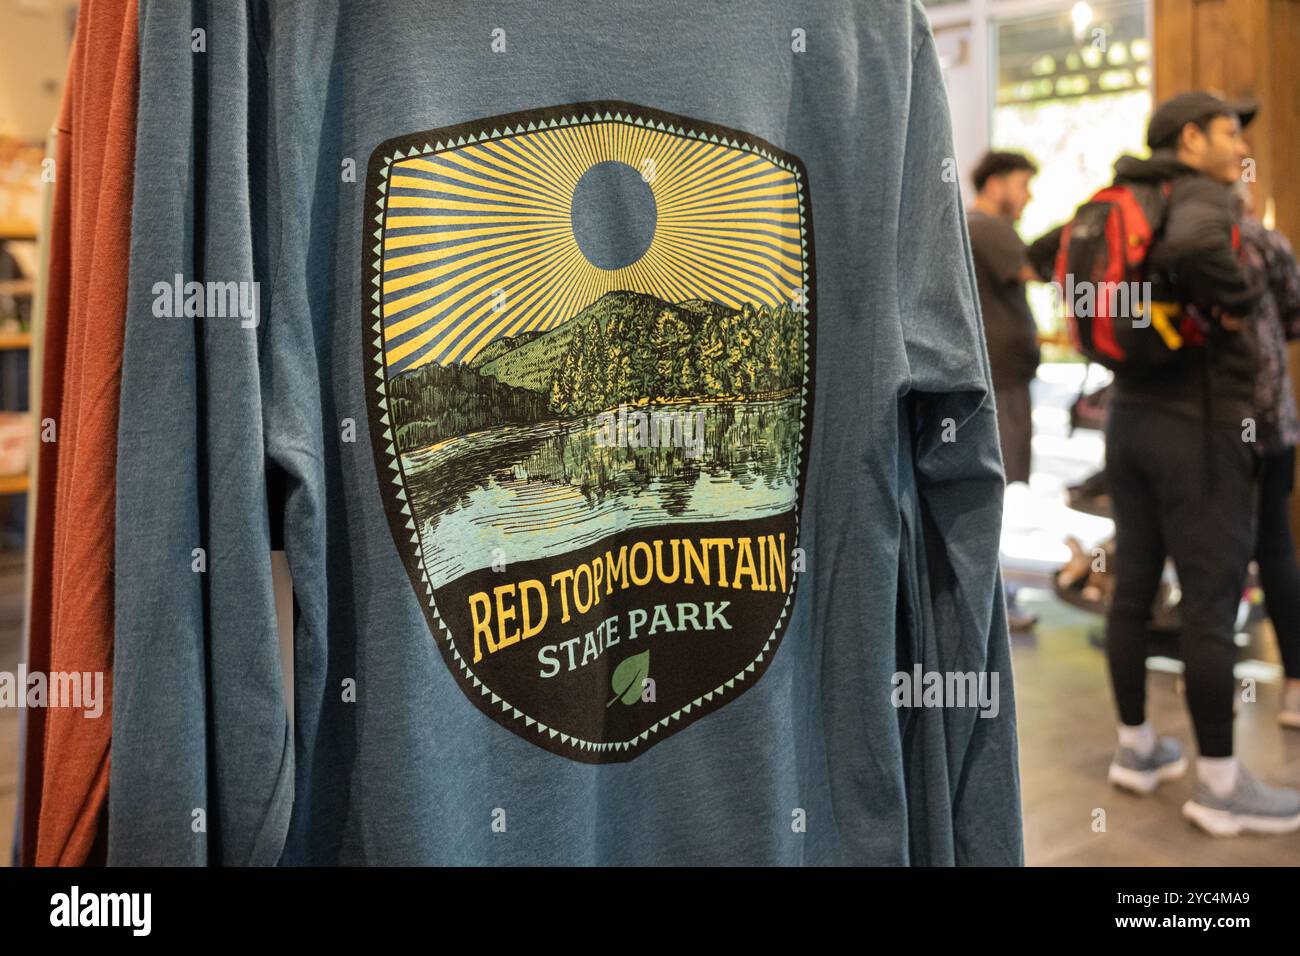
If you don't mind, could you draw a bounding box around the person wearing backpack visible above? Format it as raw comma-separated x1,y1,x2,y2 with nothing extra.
1061,91,1300,835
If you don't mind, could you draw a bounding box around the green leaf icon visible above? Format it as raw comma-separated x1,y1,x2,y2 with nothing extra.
607,650,650,707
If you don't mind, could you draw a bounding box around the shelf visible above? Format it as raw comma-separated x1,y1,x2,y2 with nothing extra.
0,331,31,351
0,473,29,495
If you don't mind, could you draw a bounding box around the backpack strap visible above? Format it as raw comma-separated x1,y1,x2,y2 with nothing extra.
1131,179,1172,243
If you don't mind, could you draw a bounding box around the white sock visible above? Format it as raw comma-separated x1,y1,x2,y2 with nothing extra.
1197,757,1238,798
1118,721,1155,758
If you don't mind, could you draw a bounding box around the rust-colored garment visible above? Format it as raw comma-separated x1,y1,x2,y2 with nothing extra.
21,0,138,866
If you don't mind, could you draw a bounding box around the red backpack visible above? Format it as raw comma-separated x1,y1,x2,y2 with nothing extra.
1054,180,1206,376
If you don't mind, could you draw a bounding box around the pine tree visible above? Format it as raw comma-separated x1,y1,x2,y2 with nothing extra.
698,313,725,396
763,310,782,391
651,308,680,397
679,353,697,396
571,321,594,413
629,311,657,401
583,319,609,413
551,325,583,415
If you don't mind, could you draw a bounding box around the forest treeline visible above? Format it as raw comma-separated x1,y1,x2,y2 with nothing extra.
388,361,549,452
548,301,804,416
388,294,805,452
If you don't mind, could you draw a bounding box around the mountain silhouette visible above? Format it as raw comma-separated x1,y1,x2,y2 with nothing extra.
477,290,724,392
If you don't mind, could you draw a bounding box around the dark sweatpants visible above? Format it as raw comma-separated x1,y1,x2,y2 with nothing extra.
1104,402,1258,758
993,378,1032,484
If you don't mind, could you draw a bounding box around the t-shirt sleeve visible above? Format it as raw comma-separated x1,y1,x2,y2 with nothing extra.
895,2,1024,866
970,216,1030,286
110,0,291,866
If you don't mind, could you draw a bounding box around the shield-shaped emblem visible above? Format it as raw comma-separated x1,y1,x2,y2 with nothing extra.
363,101,815,761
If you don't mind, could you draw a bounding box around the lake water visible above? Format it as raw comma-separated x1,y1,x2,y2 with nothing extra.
401,396,803,587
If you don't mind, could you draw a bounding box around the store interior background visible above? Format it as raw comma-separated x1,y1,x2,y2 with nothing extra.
935,0,1300,864
0,0,67,871
0,0,1298,865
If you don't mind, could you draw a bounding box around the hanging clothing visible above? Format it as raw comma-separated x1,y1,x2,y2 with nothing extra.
110,0,1022,865
20,0,139,867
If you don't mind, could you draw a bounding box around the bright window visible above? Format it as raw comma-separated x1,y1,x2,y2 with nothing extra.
991,0,1152,343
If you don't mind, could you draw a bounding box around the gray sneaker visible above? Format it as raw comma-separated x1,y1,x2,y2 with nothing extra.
1108,737,1187,794
1182,766,1300,837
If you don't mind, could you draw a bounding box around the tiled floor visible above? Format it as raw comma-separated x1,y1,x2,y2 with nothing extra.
1014,587,1300,865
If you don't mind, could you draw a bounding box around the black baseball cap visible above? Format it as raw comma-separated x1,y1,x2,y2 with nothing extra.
1147,90,1258,149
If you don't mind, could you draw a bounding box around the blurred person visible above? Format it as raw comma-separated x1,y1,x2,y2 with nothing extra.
968,151,1042,484
1101,91,1300,836
1236,182,1300,729
967,151,1043,632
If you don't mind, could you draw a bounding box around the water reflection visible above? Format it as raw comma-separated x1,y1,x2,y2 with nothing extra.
402,397,802,586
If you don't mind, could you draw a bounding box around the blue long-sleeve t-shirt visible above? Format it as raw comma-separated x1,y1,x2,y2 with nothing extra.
110,0,1022,866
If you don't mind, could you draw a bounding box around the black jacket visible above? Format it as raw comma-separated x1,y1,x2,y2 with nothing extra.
1108,151,1263,425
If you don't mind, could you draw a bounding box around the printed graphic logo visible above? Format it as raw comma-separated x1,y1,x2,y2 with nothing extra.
363,101,815,761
